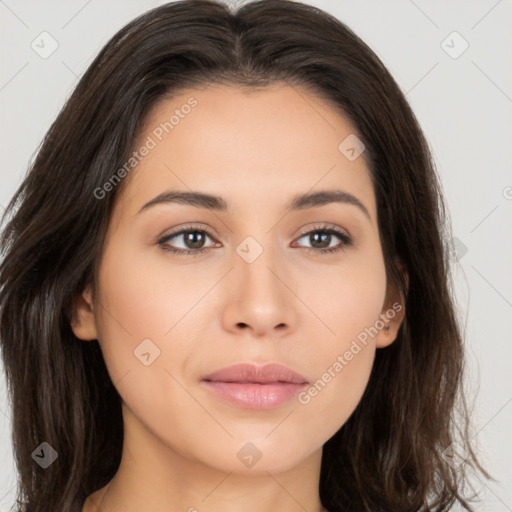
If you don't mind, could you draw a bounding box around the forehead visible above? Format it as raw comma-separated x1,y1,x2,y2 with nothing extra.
115,83,376,221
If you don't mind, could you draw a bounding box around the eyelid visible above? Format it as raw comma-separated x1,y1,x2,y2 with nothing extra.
157,223,219,245
157,222,350,240
296,222,351,238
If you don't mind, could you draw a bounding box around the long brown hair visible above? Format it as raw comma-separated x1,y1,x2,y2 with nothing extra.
0,0,489,510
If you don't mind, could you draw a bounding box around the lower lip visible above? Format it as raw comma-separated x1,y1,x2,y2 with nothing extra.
201,381,307,409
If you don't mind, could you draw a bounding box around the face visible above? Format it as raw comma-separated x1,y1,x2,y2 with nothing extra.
73,83,404,476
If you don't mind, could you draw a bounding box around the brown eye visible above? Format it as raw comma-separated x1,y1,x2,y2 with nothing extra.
157,226,218,255
294,226,352,254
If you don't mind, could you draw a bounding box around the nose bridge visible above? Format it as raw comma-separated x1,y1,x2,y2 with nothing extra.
222,229,297,335
235,232,282,298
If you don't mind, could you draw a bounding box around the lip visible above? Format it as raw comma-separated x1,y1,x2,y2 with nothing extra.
201,363,309,410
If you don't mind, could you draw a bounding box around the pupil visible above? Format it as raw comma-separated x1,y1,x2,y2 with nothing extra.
311,232,330,248
186,231,204,249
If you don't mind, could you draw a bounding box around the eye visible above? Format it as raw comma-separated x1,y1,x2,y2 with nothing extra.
157,224,218,256
292,224,353,254
157,223,353,256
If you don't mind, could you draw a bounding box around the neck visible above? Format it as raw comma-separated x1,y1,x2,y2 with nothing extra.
84,405,327,512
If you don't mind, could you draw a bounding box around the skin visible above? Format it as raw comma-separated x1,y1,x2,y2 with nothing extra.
73,83,406,512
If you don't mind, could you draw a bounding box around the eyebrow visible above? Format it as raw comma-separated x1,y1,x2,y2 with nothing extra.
137,189,371,221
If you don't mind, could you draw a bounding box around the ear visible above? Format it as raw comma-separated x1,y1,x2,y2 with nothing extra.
70,284,99,341
375,261,408,348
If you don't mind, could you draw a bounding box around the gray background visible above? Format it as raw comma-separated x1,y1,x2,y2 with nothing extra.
1,0,511,510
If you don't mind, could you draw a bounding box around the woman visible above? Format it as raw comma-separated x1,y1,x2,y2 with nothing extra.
0,0,489,511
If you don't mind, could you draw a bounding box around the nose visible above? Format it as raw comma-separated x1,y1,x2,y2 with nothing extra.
221,245,299,338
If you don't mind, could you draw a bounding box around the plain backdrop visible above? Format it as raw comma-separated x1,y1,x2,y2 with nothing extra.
1,0,511,510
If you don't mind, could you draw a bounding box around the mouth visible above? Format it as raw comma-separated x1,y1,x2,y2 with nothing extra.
201,363,309,410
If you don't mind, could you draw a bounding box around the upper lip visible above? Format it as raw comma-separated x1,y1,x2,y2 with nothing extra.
202,363,309,384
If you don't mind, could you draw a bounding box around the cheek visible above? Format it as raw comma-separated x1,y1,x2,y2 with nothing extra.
93,236,213,395
92,249,195,444
304,246,387,341
295,254,386,434
92,240,179,383
295,294,382,444
294,343,375,451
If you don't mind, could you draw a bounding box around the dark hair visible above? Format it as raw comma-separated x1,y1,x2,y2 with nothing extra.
0,0,489,510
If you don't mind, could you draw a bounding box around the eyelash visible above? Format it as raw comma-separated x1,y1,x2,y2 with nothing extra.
157,223,353,256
